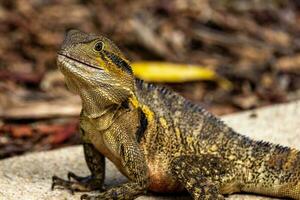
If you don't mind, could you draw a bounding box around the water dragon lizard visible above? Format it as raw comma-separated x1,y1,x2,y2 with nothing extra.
51,29,300,200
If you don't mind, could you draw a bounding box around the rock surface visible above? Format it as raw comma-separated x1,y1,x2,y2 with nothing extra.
0,101,299,200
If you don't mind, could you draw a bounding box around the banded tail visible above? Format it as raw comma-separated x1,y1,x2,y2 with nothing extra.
242,141,300,199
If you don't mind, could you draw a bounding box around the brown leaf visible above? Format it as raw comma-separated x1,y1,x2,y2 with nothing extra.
10,125,33,138
47,122,78,145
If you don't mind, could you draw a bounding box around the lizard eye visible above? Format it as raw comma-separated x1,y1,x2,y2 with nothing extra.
94,41,104,52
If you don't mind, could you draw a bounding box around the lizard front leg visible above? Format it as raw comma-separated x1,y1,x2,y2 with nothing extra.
81,124,150,200
52,142,105,193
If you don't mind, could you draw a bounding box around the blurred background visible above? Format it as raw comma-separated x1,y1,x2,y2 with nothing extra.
0,0,299,159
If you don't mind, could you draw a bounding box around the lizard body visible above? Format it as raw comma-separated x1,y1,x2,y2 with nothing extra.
52,30,300,200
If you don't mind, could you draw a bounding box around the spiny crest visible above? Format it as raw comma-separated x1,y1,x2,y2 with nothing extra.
136,78,231,132
255,140,291,154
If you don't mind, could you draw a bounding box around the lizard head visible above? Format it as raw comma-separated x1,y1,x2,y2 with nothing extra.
57,29,135,106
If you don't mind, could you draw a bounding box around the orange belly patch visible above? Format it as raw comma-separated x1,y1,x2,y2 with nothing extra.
147,161,184,193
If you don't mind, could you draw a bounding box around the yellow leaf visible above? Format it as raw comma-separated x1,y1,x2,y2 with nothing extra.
131,61,232,90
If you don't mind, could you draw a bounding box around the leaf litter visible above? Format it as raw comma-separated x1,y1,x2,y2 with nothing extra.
0,0,299,158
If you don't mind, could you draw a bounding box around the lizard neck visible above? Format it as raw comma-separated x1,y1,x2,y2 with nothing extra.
79,86,120,119
79,84,137,119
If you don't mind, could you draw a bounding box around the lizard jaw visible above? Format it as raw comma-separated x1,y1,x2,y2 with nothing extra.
57,53,104,72
57,53,109,91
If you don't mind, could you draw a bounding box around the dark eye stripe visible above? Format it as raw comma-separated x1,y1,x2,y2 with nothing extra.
99,52,108,63
103,50,132,74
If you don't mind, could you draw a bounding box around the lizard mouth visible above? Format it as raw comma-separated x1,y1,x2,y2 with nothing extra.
57,52,104,71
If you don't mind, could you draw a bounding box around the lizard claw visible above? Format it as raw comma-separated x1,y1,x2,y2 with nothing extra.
51,175,75,194
51,175,57,190
51,173,105,194
51,175,64,191
67,171,76,181
67,171,88,182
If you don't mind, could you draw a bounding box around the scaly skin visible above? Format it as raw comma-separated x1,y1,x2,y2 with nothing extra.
52,29,300,200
